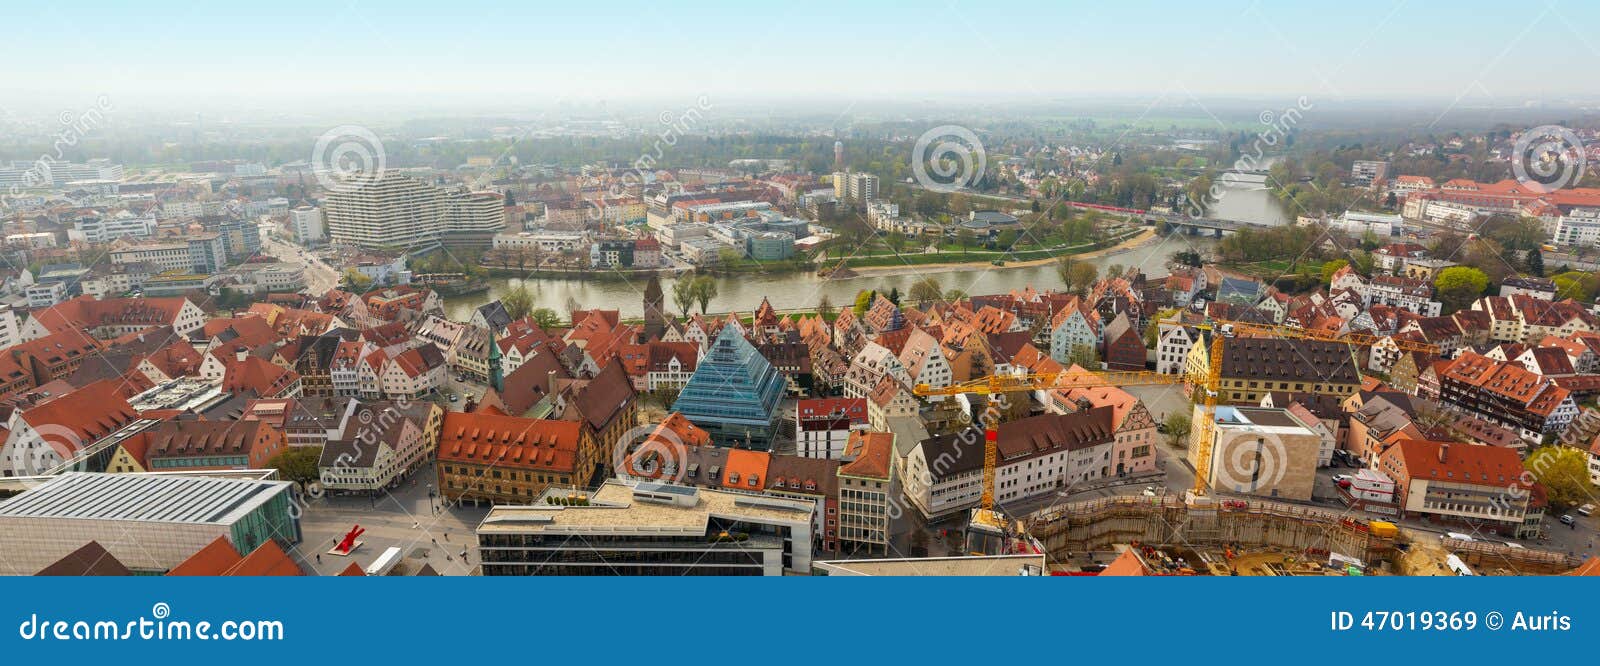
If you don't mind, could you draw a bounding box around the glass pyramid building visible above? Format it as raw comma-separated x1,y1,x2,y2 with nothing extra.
672,325,787,450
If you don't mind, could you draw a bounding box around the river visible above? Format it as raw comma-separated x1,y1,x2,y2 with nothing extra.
1205,159,1291,227
442,234,1221,321
442,171,1290,320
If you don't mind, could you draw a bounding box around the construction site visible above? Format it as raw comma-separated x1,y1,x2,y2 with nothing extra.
1022,495,1583,576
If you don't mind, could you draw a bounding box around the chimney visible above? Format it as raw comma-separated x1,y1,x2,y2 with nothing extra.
235,348,248,363
547,369,557,393
1437,442,1448,464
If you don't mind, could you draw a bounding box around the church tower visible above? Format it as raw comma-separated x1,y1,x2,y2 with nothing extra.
643,273,666,341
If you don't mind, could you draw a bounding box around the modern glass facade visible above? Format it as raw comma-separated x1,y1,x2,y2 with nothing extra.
228,489,302,554
672,326,786,449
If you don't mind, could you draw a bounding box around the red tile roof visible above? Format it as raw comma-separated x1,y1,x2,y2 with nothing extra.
840,431,894,479
437,411,582,473
166,537,245,576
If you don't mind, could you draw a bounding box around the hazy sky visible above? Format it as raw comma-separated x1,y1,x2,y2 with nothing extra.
4,0,1599,114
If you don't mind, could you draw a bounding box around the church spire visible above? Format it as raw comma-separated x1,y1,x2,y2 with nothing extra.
487,326,503,393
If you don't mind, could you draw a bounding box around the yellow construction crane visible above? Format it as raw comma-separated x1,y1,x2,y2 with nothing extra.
912,318,1437,522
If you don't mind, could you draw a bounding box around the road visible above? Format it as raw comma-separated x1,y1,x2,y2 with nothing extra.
262,231,340,294
292,460,489,576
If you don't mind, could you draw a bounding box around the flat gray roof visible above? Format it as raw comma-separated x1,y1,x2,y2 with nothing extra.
0,472,293,526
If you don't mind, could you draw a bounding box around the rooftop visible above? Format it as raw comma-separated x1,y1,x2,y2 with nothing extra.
0,472,294,526
476,479,811,536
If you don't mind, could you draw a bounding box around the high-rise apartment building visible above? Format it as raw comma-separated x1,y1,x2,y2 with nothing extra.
291,206,326,244
832,171,879,204
441,191,507,248
324,171,446,250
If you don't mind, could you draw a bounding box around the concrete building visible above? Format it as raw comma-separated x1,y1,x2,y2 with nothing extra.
837,431,894,555
475,480,814,575
441,191,507,248
1377,439,1542,538
1553,210,1600,248
1350,160,1389,187
1332,211,1404,238
794,397,867,460
73,214,156,243
1190,406,1321,501
0,472,300,574
290,205,325,244
323,171,446,250
832,171,879,203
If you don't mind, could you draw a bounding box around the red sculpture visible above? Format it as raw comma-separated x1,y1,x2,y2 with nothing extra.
336,525,365,554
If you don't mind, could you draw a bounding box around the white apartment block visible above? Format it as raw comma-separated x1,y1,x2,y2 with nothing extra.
291,206,326,243
444,191,507,235
1554,211,1600,248
73,214,156,243
109,240,194,273
323,171,446,249
493,230,587,252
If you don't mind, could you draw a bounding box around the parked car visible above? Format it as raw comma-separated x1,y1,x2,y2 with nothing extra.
1560,514,1576,526
1579,504,1595,517
1141,486,1157,497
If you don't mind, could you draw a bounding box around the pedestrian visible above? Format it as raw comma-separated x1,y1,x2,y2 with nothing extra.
316,554,321,564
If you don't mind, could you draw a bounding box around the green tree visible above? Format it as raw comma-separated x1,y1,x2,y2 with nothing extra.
949,193,971,216
955,228,974,257
886,231,907,255
1321,258,1349,285
270,447,322,487
942,288,968,302
672,278,696,317
501,283,534,320
853,289,876,317
909,277,943,306
1054,256,1098,295
1525,247,1545,277
1524,446,1591,511
691,276,718,313
1145,308,1179,348
530,307,562,329
1162,412,1191,450
886,287,902,306
342,269,373,291
1552,270,1600,302
1433,266,1489,313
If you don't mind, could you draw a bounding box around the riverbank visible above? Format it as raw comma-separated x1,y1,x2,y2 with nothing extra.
440,234,1213,322
481,260,812,280
846,228,1157,277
